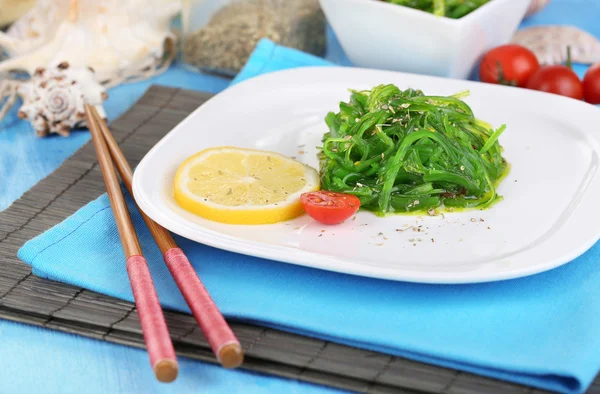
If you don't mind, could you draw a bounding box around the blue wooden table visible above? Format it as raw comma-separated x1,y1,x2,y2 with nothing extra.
0,320,346,393
1,1,598,392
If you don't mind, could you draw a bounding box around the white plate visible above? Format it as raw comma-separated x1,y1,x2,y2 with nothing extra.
132,67,600,284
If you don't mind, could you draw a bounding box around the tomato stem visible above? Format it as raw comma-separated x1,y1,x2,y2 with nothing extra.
566,46,573,69
495,61,517,87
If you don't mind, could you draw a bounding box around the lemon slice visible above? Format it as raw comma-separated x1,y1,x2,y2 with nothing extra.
173,147,320,224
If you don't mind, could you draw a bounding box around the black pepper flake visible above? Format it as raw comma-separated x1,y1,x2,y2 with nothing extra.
431,238,435,243
318,234,323,237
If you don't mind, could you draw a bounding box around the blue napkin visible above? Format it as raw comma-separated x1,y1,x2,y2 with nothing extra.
232,39,333,84
18,37,600,394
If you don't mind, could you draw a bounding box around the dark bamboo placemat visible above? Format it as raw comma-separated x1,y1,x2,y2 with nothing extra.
0,85,597,394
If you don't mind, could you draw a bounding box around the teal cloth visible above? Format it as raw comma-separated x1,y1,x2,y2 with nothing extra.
18,35,600,394
232,39,333,84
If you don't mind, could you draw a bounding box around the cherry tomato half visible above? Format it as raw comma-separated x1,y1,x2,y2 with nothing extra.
300,191,360,225
479,44,540,87
583,63,600,104
525,65,583,100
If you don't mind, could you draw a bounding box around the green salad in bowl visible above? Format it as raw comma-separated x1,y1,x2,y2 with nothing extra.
382,0,492,18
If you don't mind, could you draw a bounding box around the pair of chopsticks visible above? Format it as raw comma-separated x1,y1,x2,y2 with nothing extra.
83,104,243,382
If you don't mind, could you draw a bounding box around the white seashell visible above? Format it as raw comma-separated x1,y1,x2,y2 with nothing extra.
512,25,600,65
16,62,107,137
524,0,550,18
0,0,180,86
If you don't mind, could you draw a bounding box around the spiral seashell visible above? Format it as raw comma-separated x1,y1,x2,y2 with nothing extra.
17,62,107,137
524,0,550,18
47,88,71,114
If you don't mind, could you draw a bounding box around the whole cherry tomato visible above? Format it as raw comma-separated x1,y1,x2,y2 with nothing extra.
479,44,540,87
300,191,360,225
583,63,600,104
525,65,584,100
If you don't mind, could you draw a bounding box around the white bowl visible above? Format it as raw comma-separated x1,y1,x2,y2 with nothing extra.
319,0,530,79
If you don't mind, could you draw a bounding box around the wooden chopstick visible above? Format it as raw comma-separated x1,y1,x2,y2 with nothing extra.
88,106,244,369
84,104,179,382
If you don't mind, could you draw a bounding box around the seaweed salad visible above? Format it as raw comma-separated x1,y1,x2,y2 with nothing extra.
319,84,508,216
383,0,491,19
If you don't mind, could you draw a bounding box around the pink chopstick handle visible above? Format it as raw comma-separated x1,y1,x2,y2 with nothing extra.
126,255,178,370
163,248,240,359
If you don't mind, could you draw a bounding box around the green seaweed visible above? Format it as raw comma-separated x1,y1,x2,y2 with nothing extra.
319,84,508,215
383,0,491,19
